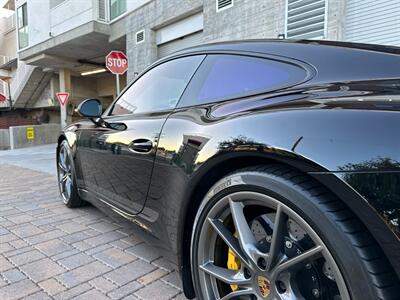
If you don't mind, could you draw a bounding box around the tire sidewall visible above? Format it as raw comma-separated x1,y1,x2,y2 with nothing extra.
191,170,376,300
57,140,79,207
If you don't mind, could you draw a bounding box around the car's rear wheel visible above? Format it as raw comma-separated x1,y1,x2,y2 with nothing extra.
191,165,398,300
57,140,83,208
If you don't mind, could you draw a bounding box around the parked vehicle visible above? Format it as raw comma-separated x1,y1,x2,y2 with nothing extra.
57,40,400,300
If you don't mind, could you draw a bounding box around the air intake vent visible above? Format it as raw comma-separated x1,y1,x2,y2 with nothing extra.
136,30,145,44
98,0,107,21
286,0,326,39
216,0,233,12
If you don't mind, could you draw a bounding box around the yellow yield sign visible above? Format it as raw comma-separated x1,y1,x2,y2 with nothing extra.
26,127,35,141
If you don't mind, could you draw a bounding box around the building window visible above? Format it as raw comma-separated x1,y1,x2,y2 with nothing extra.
110,0,126,20
286,0,326,39
17,3,28,49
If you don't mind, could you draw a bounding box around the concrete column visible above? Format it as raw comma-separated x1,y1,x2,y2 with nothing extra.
59,68,71,128
9,127,14,150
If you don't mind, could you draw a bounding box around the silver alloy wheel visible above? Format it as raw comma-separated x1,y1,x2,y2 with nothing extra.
195,191,350,300
58,143,73,204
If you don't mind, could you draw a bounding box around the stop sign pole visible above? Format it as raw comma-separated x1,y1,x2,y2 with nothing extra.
106,51,128,96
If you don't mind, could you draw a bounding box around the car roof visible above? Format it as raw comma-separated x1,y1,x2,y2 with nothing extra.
160,39,400,86
171,39,400,57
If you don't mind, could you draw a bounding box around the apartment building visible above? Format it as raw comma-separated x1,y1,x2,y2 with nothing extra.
2,0,400,125
0,0,16,111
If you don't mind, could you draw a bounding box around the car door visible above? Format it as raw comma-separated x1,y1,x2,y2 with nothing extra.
76,55,205,215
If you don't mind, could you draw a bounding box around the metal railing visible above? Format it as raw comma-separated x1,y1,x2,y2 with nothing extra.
10,61,35,105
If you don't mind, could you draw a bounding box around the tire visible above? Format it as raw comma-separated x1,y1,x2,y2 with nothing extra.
191,165,399,300
57,140,84,208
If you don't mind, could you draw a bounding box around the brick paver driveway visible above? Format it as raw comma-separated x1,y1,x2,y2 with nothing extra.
0,145,188,300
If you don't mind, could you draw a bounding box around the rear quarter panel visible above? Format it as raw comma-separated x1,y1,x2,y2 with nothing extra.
144,98,400,275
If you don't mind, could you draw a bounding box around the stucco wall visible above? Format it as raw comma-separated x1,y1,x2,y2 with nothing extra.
0,129,10,150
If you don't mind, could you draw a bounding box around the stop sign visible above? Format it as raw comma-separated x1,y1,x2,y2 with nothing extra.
106,51,128,75
0,93,6,103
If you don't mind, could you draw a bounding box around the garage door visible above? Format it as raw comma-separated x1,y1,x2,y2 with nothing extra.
157,31,203,58
156,12,204,58
345,0,400,46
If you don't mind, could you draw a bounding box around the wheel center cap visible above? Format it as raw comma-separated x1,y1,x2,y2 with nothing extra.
257,275,271,298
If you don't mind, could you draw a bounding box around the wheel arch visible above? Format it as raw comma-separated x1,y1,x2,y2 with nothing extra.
179,151,320,298
179,151,400,298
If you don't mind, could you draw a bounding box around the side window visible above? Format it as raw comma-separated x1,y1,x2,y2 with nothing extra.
110,55,205,116
180,55,308,106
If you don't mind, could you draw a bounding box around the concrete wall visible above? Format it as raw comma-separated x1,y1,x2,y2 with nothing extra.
327,0,347,41
202,0,285,43
0,129,10,150
9,124,60,149
126,0,203,79
50,0,94,36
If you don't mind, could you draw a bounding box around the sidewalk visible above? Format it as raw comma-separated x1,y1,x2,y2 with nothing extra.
0,144,57,175
0,146,187,300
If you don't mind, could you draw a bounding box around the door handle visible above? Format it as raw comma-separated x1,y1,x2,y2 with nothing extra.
128,139,153,153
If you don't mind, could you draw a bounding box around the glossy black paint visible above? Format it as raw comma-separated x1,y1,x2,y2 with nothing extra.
58,40,400,295
77,98,102,118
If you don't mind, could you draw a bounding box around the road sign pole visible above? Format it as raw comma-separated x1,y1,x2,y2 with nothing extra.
59,69,71,128
116,74,120,96
56,92,70,128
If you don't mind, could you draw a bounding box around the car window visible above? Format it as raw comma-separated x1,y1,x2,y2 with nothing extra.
179,54,308,106
110,55,205,115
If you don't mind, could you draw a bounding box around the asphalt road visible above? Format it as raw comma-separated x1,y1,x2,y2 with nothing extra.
0,144,187,300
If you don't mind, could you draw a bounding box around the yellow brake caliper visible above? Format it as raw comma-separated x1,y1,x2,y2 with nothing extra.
227,232,241,291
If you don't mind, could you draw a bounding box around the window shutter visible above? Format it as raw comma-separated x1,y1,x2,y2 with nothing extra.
98,0,107,21
286,0,326,39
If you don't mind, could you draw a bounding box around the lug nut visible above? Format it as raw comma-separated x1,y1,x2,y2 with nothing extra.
257,257,267,270
243,267,252,279
285,240,293,249
312,288,320,298
276,280,287,294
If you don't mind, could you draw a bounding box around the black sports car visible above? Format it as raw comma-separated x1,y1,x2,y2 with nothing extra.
57,40,400,300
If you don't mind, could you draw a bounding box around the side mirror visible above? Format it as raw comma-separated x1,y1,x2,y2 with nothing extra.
77,98,102,118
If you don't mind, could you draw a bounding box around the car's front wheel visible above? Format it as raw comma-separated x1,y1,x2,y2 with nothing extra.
57,140,83,208
191,166,398,300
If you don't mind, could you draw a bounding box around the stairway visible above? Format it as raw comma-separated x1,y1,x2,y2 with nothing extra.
11,62,53,109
